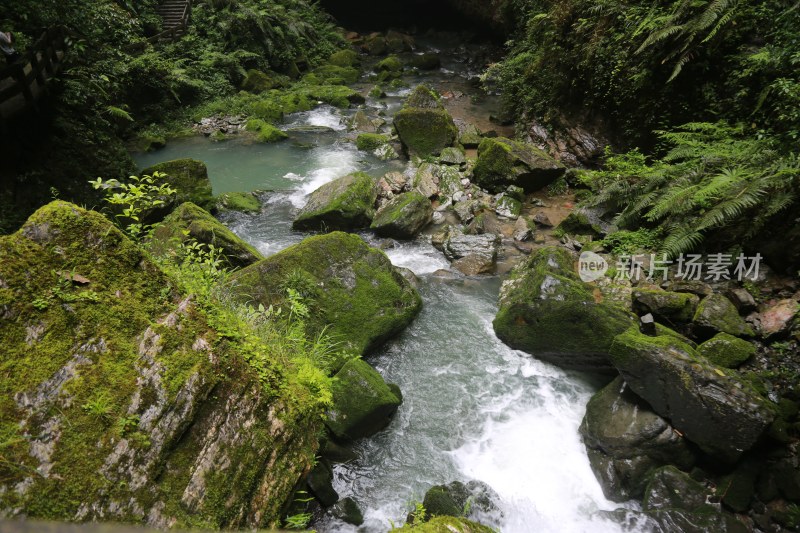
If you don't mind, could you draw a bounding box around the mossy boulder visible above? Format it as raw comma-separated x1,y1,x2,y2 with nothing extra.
556,207,617,238
351,109,378,133
246,118,289,143
410,53,441,70
580,377,696,501
326,358,401,441
421,481,500,521
393,86,458,157
395,516,495,533
495,194,522,219
370,191,433,239
386,30,414,53
150,202,262,269
229,232,422,355
141,158,215,214
609,325,775,461
632,288,700,325
696,332,756,368
356,133,389,151
693,293,754,338
376,55,403,72
303,84,365,108
310,64,360,85
241,69,276,93
292,172,379,232
473,137,565,193
0,202,325,529
216,191,261,214
328,49,360,68
493,246,635,373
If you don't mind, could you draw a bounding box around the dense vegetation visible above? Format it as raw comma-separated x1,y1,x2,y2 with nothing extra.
491,0,800,265
0,0,343,233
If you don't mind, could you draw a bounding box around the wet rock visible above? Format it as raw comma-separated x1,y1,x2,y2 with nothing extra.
609,325,775,461
580,378,696,501
230,232,422,355
394,86,458,157
215,191,261,214
454,199,478,224
692,293,754,338
697,333,756,368
472,137,565,193
512,217,532,242
141,158,215,215
332,497,364,526
456,120,482,148
370,191,433,239
307,460,338,507
726,287,757,314
632,289,699,325
493,246,635,373
383,171,409,193
452,254,495,276
440,147,467,166
410,53,441,70
421,480,501,522
350,110,377,133
362,33,387,55
292,172,378,232
643,466,714,512
532,212,553,227
385,30,414,53
494,194,522,220
443,231,500,264
413,163,441,199
150,202,263,269
757,299,798,338
527,117,607,167
326,359,402,441
556,207,616,238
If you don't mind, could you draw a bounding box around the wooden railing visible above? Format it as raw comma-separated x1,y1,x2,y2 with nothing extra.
126,0,192,54
0,27,67,120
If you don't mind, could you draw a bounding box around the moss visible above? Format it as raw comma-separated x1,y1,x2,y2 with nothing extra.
241,69,276,93
216,192,261,214
325,359,401,440
150,202,263,269
393,516,495,532
356,133,389,151
229,232,422,355
495,195,522,218
246,118,289,143
308,64,360,85
632,288,699,324
473,137,564,193
135,133,166,152
328,49,360,68
693,293,755,338
394,108,458,157
697,333,756,368
141,158,215,213
370,191,433,239
292,172,379,232
376,55,403,72
247,99,284,123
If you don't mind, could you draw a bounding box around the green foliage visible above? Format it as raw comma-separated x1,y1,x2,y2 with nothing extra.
601,229,661,255
590,122,799,257
284,511,312,529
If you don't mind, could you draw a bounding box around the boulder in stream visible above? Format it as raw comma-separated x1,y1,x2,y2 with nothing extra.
229,232,422,355
370,191,433,239
141,157,215,215
609,325,775,461
472,137,565,193
493,246,635,373
292,172,378,232
393,86,458,157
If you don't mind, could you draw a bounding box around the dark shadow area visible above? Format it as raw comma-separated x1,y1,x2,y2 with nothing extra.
319,0,498,38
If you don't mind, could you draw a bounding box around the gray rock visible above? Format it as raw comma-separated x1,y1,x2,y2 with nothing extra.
421,480,502,522
443,231,500,263
632,289,699,325
692,293,754,338
609,325,775,461
495,194,522,219
331,497,364,526
473,137,566,193
350,110,377,133
513,217,532,242
454,199,477,224
532,212,553,227
413,163,440,199
307,460,339,507
439,147,467,166
580,378,696,501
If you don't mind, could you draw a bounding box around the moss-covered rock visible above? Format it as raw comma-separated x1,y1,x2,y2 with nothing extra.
632,288,700,324
325,358,401,441
241,69,276,93
410,53,442,70
493,246,635,373
395,516,495,532
328,49,360,68
580,377,696,501
393,86,457,157
310,64,360,85
246,118,289,143
376,55,403,72
0,202,325,529
494,194,522,219
420,480,500,522
697,332,756,368
356,133,389,151
229,232,422,355
386,30,414,52
609,325,775,461
303,84,365,108
141,158,215,214
693,293,754,338
216,191,261,214
150,202,262,269
473,137,565,193
293,172,378,232
370,191,433,239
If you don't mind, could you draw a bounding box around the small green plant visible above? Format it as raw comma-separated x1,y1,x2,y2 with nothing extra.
407,500,427,525
284,512,312,529
82,393,114,422
546,176,568,197
115,414,140,438
89,172,177,240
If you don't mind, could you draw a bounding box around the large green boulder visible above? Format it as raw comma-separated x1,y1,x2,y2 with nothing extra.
693,293,754,338
393,86,458,157
216,191,261,214
325,359,401,441
141,158,215,213
150,202,262,269
0,202,326,528
609,326,775,461
580,377,696,501
370,191,433,239
697,332,756,368
292,172,378,232
421,481,500,521
328,49,360,68
473,137,565,193
493,246,635,373
229,232,422,355
241,69,276,93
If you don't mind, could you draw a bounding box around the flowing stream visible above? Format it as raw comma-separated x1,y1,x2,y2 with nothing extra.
133,35,636,532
